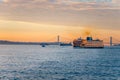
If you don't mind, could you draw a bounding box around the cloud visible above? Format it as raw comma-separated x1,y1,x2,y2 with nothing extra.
0,0,119,30
1,0,120,10
2,0,9,3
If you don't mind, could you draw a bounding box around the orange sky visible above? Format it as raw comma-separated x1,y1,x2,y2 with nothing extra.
0,21,82,42
0,20,120,42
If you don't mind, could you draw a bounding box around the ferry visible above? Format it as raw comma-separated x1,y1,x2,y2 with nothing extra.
114,44,120,46
73,36,104,48
60,42,72,46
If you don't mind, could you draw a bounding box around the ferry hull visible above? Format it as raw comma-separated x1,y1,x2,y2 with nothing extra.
73,46,104,48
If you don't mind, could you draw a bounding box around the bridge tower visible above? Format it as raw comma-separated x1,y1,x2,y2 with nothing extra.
57,35,60,45
110,36,112,46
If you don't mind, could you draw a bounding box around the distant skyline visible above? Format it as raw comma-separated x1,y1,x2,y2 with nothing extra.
0,0,120,42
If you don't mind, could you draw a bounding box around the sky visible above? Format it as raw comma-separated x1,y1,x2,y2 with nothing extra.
0,0,120,42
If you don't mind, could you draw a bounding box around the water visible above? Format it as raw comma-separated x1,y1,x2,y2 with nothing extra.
0,45,120,80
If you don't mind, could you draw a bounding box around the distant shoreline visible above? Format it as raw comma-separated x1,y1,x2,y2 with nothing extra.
0,40,59,45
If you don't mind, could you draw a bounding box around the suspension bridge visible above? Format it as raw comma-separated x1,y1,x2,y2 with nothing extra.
103,36,120,46
43,35,120,46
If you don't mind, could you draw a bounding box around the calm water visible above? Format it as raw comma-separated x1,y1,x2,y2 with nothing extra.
0,45,120,80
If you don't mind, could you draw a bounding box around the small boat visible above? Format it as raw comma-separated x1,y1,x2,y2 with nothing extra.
41,43,46,47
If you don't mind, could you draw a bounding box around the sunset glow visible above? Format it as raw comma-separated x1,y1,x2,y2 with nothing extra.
0,0,119,42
